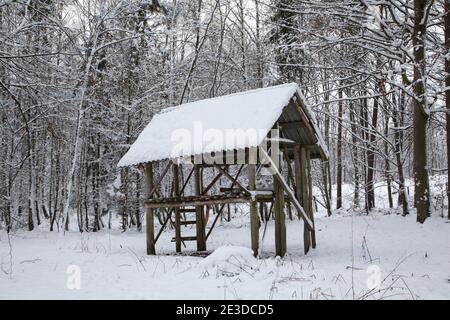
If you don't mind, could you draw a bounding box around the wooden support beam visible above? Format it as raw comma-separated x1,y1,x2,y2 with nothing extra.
212,164,250,194
173,163,181,253
202,165,228,195
293,145,302,219
301,147,311,254
274,173,286,257
284,145,296,197
194,165,206,251
147,161,172,199
154,166,195,244
248,163,259,257
144,163,155,255
259,148,314,230
293,95,318,143
306,149,317,249
278,120,306,130
205,164,245,240
146,194,250,208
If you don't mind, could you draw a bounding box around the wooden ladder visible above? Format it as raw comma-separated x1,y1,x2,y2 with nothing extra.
171,207,198,246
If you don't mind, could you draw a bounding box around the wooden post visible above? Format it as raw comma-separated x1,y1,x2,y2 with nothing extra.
144,162,156,255
300,147,311,254
194,164,206,251
293,145,302,206
248,163,259,257
306,149,316,248
273,172,286,257
173,162,181,253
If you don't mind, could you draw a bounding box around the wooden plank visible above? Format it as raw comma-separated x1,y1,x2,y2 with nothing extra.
284,146,296,191
259,148,314,230
278,120,306,130
219,187,243,194
306,149,317,249
274,173,286,257
144,163,155,255
173,163,181,253
146,195,250,208
171,236,197,242
293,94,318,143
180,220,196,225
248,163,259,257
301,147,311,254
194,165,206,251
179,208,196,213
294,145,302,210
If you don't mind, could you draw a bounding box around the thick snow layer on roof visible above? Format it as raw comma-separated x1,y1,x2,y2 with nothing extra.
118,83,328,167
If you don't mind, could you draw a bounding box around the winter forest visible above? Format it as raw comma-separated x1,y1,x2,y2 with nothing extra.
1,0,450,300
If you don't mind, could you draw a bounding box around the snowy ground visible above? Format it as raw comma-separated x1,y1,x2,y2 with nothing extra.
1,182,449,300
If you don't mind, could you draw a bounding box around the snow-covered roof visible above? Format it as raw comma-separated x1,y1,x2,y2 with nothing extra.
118,83,328,167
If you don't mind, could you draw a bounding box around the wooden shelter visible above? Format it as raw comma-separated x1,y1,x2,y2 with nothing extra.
118,83,328,257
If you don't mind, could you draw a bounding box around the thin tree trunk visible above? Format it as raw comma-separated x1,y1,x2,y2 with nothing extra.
445,0,450,220
360,95,370,214
367,93,379,211
392,90,409,215
413,0,430,223
336,89,343,209
349,101,360,208
254,0,263,87
384,113,393,209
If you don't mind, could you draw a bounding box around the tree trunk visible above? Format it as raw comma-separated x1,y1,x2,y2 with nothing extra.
336,89,343,209
384,112,393,210
360,95,370,214
367,94,379,211
445,0,450,220
392,91,409,216
413,0,430,223
349,101,360,208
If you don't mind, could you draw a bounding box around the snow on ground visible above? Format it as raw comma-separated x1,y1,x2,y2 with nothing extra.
0,181,449,300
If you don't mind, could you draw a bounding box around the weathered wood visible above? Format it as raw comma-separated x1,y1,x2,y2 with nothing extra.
179,208,196,213
213,164,250,194
306,149,316,249
171,236,197,242
259,148,314,230
202,165,228,195
206,201,228,240
220,187,244,194
283,146,294,221
144,162,155,255
301,147,311,254
293,145,302,218
148,161,172,199
278,120,306,130
284,148,296,192
205,164,245,240
173,163,181,253
146,194,250,208
154,166,195,244
194,165,206,251
180,220,196,225
293,95,318,143
248,163,259,257
273,173,286,257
